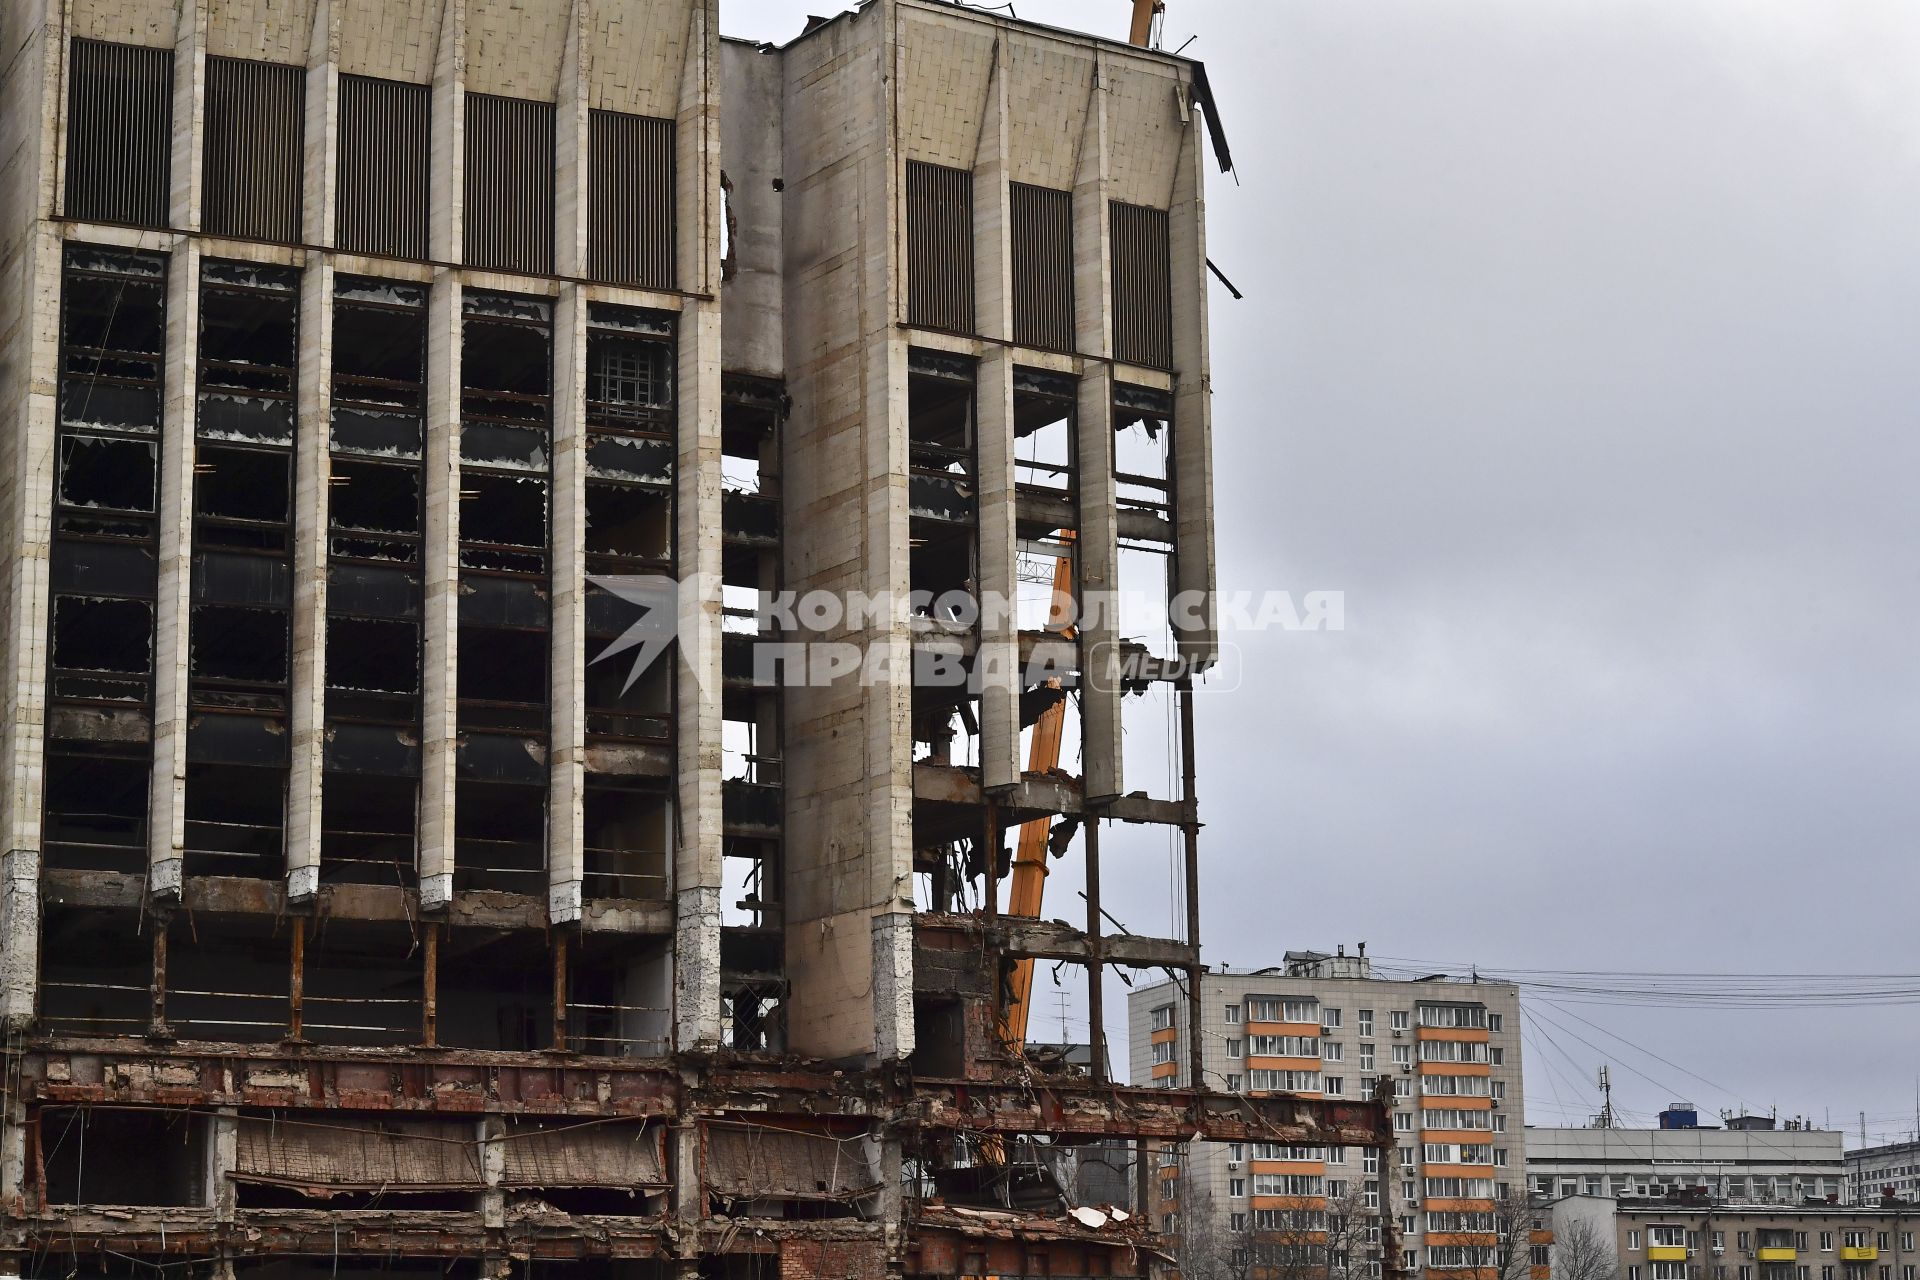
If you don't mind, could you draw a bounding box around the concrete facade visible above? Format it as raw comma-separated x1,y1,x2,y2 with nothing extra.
1529,1127,1848,1206
1548,1195,1920,1280
0,2,1388,1279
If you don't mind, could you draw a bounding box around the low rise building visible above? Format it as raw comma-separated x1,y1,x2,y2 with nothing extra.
1529,1113,1847,1206
1549,1194,1920,1280
1848,1142,1920,1207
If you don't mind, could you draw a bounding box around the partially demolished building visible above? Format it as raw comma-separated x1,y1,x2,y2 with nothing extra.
0,1,1396,1278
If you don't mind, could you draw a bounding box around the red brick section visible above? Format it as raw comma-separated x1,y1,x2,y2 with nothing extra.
781,1238,890,1280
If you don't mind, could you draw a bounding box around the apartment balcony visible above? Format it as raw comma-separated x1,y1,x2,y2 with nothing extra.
1756,1249,1797,1262
1648,1248,1688,1262
1840,1248,1879,1262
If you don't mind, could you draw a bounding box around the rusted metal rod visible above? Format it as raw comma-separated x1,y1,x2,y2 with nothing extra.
1085,813,1106,1084
288,916,306,1040
1180,681,1204,1091
551,929,569,1052
148,911,170,1037
422,922,439,1047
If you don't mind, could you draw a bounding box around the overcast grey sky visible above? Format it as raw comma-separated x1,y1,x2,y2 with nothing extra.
723,0,1920,1139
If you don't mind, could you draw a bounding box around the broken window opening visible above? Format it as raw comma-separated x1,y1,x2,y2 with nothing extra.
1014,372,1080,636
567,933,672,1057
912,688,982,769
452,778,546,897
719,977,787,1055
436,927,554,1050
182,756,287,878
721,691,780,786
584,580,674,744
198,260,298,443
39,1106,205,1206
319,770,419,887
909,351,979,621
300,918,425,1046
1113,383,1175,521
720,374,782,498
1017,683,1083,793
461,291,553,578
1119,678,1182,805
1116,543,1176,664
164,911,293,1040
39,903,150,1033
42,747,151,873
721,835,782,930
582,782,670,902
333,276,427,459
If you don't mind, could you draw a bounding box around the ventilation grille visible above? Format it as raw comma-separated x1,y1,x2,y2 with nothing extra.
905,160,974,335
588,109,675,288
1011,182,1074,352
203,56,305,243
464,93,556,275
1110,201,1173,369
337,75,430,259
64,39,173,228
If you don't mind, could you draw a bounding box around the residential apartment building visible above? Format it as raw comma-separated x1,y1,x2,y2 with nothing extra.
1128,948,1527,1280
1529,1118,1847,1206
1549,1194,1920,1280
0,1,1402,1278
1848,1142,1920,1207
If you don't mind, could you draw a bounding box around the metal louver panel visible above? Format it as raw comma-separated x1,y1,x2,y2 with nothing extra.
203,56,306,243
1109,201,1172,369
464,92,556,275
336,75,430,259
1011,182,1074,352
64,39,173,228
589,109,675,288
905,160,974,335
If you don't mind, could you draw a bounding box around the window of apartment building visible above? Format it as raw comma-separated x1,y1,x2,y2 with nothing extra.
336,76,430,259
906,160,975,334
1152,1039,1177,1065
1651,1228,1687,1249
1324,1076,1344,1097
1900,1235,1913,1252
1323,1041,1344,1062
454,290,553,895
1283,999,1318,1023
1800,1236,1811,1252
64,39,173,228
1249,1069,1321,1093
1360,1043,1376,1070
1821,1235,1835,1253
1231,1213,1248,1232
1418,1003,1489,1029
1328,1145,1346,1164
1151,1004,1175,1031
184,259,301,881
324,276,428,885
1655,1264,1688,1280
1491,1047,1504,1064
1392,1043,1413,1067
1737,1234,1749,1251
1422,1074,1491,1098
1109,200,1171,368
1254,1174,1324,1197
1493,1148,1508,1166
1224,1004,1242,1024
1493,1114,1508,1132
1420,1175,1494,1199
1629,1266,1643,1280
1391,1010,1411,1032
1364,1179,1381,1209
589,109,675,288
1491,1080,1507,1100
464,93,557,275
1010,182,1073,351
1395,1112,1412,1132
1488,1013,1503,1031
1225,1073,1242,1092
1224,1037,1243,1058
43,245,167,881
202,57,304,242
1874,1233,1890,1251
1326,1178,1346,1199
1359,1009,1374,1037
1322,1007,1342,1031
1738,1270,1752,1280
1362,1149,1379,1175
1420,1039,1491,1064
1229,1178,1246,1198
1249,1034,1320,1057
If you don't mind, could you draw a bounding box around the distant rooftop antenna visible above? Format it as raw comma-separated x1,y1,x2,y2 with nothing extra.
1597,1066,1616,1129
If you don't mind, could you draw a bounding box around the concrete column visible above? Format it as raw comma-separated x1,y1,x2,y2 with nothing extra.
418,273,462,909
170,0,207,232
0,221,61,1031
972,42,1019,794
205,1109,237,1221
975,346,1019,792
479,1115,506,1230
548,284,587,922
1071,55,1121,803
301,0,341,249
149,241,204,898
671,0,724,1052
428,0,467,265
552,0,590,280
1167,114,1217,667
287,259,333,902
1076,362,1122,803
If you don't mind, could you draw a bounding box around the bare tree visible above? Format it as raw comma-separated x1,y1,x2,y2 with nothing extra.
1552,1217,1619,1280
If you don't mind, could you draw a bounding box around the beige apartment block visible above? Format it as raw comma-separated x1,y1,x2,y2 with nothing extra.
1130,948,1527,1280
0,2,1396,1278
1549,1195,1920,1280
